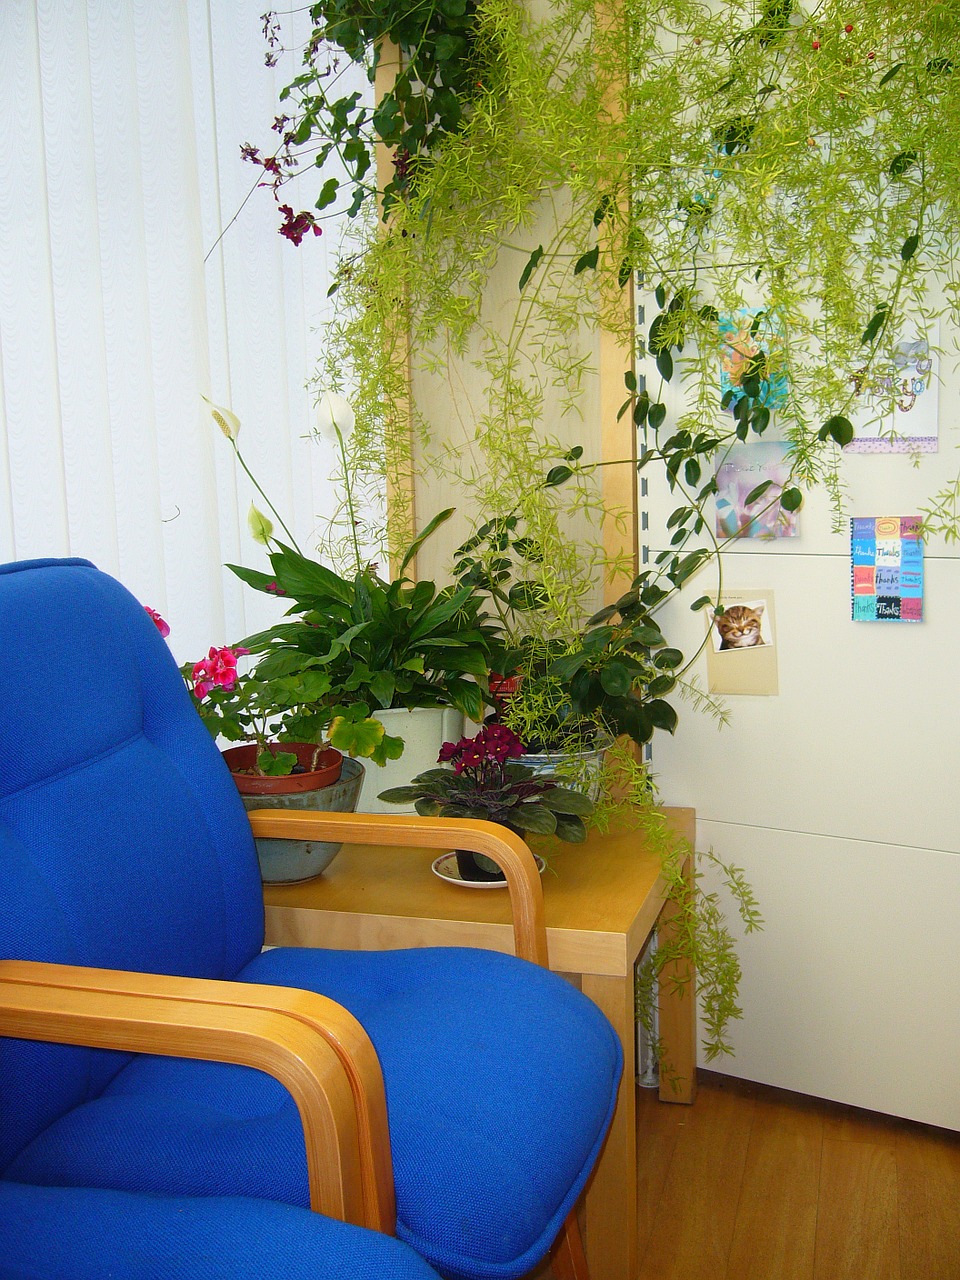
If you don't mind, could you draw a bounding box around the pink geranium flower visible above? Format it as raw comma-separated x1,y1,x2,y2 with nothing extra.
144,606,170,638
191,645,249,700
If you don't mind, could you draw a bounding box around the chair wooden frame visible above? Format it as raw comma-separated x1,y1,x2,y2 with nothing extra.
0,814,589,1277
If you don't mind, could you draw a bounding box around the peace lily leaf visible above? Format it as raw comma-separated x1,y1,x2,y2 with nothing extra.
399,508,455,576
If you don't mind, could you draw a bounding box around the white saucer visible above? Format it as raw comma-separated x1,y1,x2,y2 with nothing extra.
431,851,546,889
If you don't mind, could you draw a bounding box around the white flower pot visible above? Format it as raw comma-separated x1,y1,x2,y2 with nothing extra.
357,706,464,814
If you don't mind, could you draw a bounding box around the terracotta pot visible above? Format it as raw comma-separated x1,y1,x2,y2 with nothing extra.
221,742,342,794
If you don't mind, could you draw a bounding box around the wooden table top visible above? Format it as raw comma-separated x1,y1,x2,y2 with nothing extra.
263,807,694,977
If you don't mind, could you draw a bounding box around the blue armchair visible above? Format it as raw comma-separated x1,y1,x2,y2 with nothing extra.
0,559,622,1280
1,1182,443,1279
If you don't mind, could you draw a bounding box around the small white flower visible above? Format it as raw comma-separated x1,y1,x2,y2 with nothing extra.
248,503,274,546
202,395,241,441
315,391,356,443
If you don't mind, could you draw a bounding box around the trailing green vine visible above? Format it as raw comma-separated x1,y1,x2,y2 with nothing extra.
252,0,960,1061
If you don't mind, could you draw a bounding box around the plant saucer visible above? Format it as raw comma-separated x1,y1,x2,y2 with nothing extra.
431,851,546,889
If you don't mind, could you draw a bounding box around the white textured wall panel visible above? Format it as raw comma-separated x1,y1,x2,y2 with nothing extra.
694,821,960,1130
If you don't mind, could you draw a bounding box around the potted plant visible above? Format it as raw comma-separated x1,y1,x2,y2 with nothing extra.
181,642,386,882
204,397,503,812
378,723,594,881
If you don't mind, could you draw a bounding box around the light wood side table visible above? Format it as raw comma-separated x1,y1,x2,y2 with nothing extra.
263,807,698,1280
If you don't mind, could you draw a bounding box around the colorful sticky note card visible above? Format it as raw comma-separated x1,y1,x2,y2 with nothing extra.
850,517,923,622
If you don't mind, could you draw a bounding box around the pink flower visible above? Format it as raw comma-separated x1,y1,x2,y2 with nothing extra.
190,645,249,700
144,606,170,638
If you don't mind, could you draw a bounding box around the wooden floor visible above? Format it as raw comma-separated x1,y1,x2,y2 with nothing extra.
633,1071,960,1280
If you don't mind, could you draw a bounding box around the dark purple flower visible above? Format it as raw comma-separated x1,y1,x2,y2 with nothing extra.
278,205,322,246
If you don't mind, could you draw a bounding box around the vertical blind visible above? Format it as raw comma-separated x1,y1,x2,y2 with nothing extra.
0,0,360,661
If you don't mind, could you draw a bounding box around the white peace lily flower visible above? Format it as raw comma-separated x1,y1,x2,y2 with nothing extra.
202,395,241,441
248,503,274,546
315,391,356,443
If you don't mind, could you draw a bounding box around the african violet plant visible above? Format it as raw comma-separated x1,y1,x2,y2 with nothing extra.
380,723,594,879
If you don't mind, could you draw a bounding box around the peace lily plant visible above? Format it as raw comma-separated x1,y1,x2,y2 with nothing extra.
197,397,503,775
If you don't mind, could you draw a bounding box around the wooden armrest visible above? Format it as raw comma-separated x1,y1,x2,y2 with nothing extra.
0,959,394,1232
247,811,549,967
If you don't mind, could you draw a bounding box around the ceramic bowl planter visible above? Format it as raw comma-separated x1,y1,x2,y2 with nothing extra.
221,743,365,884
521,736,612,802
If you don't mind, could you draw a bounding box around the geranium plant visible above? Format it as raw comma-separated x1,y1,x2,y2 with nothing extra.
378,723,594,842
181,643,394,776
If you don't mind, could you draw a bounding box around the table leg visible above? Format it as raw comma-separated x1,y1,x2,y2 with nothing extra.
580,972,637,1280
656,852,697,1104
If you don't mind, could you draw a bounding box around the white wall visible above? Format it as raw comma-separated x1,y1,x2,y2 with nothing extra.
0,0,363,663
644,328,960,1128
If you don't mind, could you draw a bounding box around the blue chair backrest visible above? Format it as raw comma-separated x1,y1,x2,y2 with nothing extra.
0,559,265,1169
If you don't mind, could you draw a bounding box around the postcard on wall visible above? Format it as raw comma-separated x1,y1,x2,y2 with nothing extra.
706,591,779,696
845,333,939,453
850,517,923,622
715,443,799,539
718,309,789,410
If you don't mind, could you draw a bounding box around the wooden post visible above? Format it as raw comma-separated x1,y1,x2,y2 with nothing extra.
374,38,417,577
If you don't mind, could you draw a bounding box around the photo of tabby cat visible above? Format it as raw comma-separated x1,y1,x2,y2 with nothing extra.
713,603,766,650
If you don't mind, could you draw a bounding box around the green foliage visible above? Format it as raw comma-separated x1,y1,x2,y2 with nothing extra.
633,811,764,1065
235,538,501,728
258,0,488,221
256,0,960,1057
179,652,392,772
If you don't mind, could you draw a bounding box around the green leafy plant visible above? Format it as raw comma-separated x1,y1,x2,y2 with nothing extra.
379,722,594,842
203,398,503,763
232,513,501,732
249,0,960,1058
181,643,391,775
250,0,487,229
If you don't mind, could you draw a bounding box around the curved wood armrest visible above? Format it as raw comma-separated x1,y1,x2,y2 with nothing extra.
0,959,394,1232
247,811,549,967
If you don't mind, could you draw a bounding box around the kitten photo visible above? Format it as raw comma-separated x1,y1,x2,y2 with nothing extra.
713,603,766,650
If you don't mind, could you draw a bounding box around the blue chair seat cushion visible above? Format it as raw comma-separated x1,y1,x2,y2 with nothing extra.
0,1181,443,1280
7,946,622,1280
